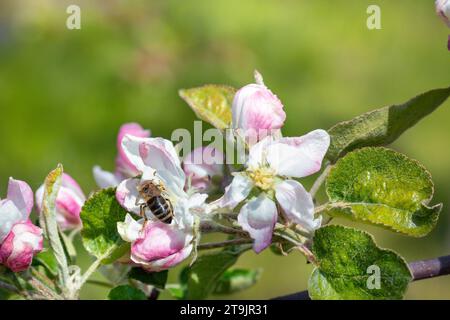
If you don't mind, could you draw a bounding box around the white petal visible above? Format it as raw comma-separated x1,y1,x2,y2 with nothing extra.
237,194,277,253
266,129,330,178
173,197,193,230
93,166,121,188
275,180,321,231
174,192,208,230
247,136,274,169
117,214,143,242
116,178,142,215
120,135,149,173
0,200,23,242
211,174,253,210
122,135,185,197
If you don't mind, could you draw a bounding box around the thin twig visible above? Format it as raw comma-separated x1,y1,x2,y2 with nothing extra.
200,221,248,236
79,258,104,287
197,238,253,250
409,255,450,280
28,277,63,300
31,268,59,292
272,254,450,300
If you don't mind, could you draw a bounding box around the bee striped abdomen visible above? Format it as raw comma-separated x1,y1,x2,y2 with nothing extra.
148,196,173,224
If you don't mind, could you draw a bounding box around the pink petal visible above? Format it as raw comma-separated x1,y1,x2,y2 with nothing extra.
116,123,151,177
232,83,286,143
55,187,84,230
7,178,34,218
143,244,193,272
130,221,193,271
0,220,43,272
61,173,85,201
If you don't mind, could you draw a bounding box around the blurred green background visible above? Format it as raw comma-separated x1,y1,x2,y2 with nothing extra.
0,0,449,299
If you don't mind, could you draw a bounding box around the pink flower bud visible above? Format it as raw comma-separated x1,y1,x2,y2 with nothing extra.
116,123,151,177
36,173,86,231
128,221,193,272
232,78,286,143
0,221,43,272
182,146,224,192
436,0,450,27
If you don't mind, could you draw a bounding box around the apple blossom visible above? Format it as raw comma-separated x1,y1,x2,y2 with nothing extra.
115,135,208,270
116,135,208,229
35,173,86,231
0,221,43,272
117,214,193,272
213,130,330,253
182,146,224,192
0,178,43,272
93,122,151,188
436,0,450,27
232,72,286,144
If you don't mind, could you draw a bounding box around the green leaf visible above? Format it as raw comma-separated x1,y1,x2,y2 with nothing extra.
326,86,450,162
179,85,236,129
40,164,70,285
324,147,441,237
80,188,128,262
167,284,185,300
128,269,168,289
32,250,58,276
213,268,261,295
108,285,147,300
308,225,412,300
185,246,248,299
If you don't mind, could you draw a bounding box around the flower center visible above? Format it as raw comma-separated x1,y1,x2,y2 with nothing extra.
247,166,276,191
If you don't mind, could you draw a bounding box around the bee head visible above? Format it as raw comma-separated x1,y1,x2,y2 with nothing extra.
138,180,161,197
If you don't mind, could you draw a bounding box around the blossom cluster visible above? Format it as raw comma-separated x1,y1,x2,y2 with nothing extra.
103,72,330,271
0,72,329,276
0,172,86,272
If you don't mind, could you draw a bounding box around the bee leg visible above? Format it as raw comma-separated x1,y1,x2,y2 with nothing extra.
140,203,147,219
142,218,149,230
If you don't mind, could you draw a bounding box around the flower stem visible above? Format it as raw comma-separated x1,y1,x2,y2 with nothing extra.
273,226,316,265
78,244,118,290
28,276,63,300
200,221,247,236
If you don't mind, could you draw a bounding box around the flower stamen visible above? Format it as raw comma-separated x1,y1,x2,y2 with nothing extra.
247,166,276,191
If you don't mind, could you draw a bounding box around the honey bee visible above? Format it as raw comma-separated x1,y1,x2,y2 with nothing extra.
137,180,174,224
